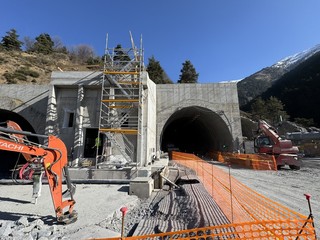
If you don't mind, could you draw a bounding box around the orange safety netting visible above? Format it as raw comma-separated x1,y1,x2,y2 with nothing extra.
171,151,316,239
93,219,315,240
94,152,316,240
209,151,277,170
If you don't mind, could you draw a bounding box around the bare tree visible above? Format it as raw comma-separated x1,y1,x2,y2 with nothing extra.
52,36,67,53
69,44,95,64
23,36,35,52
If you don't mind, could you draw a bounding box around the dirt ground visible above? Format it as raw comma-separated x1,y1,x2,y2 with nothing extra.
0,158,319,239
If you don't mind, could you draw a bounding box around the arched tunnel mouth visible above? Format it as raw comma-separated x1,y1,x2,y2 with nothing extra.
160,106,233,158
0,109,39,178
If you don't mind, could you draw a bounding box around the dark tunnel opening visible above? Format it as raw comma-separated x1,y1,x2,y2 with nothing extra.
160,106,233,158
0,109,39,179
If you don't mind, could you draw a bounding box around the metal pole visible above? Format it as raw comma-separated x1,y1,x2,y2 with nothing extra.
304,194,317,238
295,194,317,240
211,164,213,197
120,207,128,238
228,164,234,223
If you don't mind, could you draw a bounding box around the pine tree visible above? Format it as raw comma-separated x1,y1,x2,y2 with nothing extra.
250,96,288,124
33,33,54,54
113,44,131,62
266,96,288,124
146,56,172,84
251,97,267,121
177,60,199,83
0,29,23,51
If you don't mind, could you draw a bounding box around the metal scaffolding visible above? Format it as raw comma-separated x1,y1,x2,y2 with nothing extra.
97,33,143,167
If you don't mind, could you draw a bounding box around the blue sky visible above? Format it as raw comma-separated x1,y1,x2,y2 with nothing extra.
1,0,320,83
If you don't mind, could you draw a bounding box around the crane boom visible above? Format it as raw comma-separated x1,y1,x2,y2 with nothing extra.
255,120,301,170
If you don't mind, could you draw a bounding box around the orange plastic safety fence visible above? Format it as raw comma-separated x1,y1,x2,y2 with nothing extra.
93,152,315,240
92,219,315,240
172,152,306,222
170,152,315,239
209,151,277,170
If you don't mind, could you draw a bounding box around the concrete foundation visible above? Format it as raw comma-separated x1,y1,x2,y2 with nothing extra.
129,177,154,199
68,167,134,181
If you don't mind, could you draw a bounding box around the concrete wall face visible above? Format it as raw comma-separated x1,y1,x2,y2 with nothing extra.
0,84,49,135
0,71,243,167
46,72,102,164
55,87,78,155
139,74,157,166
156,83,242,152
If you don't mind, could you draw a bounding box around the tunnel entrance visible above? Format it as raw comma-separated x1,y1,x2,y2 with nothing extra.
160,106,233,158
0,109,39,179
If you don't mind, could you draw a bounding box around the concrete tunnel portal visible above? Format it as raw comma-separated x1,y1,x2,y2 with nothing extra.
160,106,233,157
0,109,39,178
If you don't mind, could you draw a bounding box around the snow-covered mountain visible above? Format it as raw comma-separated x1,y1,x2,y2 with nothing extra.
274,44,320,71
237,44,320,107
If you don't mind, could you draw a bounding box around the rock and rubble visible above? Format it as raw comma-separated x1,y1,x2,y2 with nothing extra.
0,217,58,240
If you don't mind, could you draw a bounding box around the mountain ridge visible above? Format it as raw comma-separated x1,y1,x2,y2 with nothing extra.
237,44,320,107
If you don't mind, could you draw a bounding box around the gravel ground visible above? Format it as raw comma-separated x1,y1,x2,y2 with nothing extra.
0,184,140,239
0,158,319,239
213,158,320,235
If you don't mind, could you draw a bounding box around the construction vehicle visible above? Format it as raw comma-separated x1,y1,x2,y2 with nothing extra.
254,120,301,170
0,121,77,224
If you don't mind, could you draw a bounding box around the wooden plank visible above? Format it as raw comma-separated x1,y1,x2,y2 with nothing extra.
102,99,139,103
99,128,138,134
104,71,139,75
108,105,133,109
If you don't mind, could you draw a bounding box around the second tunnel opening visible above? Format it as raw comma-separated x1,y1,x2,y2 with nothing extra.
160,106,233,158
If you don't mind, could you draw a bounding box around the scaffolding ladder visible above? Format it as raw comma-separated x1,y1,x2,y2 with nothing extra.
98,33,143,166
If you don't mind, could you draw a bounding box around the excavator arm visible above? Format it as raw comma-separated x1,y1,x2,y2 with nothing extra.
257,120,281,144
0,122,77,224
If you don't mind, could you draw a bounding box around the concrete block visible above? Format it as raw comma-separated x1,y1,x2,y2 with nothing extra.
68,167,134,180
93,168,131,180
129,177,154,199
68,168,90,179
151,170,164,189
151,166,164,174
137,167,151,177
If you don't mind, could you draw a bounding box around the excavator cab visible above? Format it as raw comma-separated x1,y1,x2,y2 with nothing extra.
254,136,273,154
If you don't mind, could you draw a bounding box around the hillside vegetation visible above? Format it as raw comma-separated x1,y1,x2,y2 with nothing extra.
0,50,99,84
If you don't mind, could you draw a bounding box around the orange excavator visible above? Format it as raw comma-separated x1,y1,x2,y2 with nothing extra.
0,121,77,224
